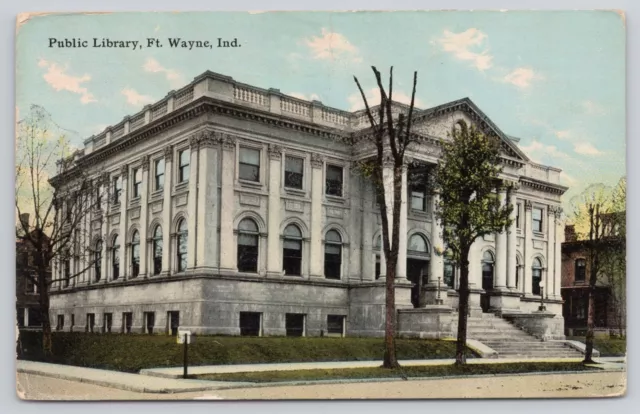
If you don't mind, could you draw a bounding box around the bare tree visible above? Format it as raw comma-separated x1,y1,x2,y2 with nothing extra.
16,105,105,354
352,66,418,369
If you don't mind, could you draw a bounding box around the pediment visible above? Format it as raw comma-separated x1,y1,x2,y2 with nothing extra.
411,98,529,163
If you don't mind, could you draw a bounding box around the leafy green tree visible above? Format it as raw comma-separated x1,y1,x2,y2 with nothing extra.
433,123,512,365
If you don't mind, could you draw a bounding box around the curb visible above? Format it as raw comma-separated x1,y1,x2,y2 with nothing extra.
17,367,236,394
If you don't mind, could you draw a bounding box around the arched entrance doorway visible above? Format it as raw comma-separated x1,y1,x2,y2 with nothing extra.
407,234,429,308
481,250,495,312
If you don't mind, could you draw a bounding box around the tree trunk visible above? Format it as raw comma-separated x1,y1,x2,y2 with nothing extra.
456,249,470,365
39,280,52,356
584,285,596,363
383,259,400,368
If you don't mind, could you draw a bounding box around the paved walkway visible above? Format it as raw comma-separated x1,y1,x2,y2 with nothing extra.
141,356,625,378
16,360,251,393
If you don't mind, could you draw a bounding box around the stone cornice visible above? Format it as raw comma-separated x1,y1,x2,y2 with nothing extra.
519,176,568,196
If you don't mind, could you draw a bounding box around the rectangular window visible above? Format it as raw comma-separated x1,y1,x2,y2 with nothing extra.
325,165,343,197
25,276,37,294
112,176,122,204
17,308,25,327
103,313,112,333
409,166,429,212
122,312,133,333
239,312,262,336
532,207,543,232
178,150,190,183
144,312,155,335
155,159,165,190
285,313,306,337
516,203,521,228
239,147,261,182
168,311,180,336
66,199,73,220
575,259,587,282
27,308,42,327
86,313,95,333
63,259,71,287
284,156,304,189
56,315,64,331
327,315,345,337
95,186,102,208
132,168,142,198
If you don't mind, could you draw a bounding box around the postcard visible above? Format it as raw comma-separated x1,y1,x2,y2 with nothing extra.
15,10,626,400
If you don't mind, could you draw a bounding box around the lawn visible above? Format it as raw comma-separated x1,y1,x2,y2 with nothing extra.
17,331,477,373
196,362,597,383
567,337,626,357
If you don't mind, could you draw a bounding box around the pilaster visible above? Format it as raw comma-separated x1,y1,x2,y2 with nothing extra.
139,155,149,277
554,207,564,299
396,164,408,281
219,135,237,271
546,206,557,298
118,164,128,280
506,184,518,290
186,134,199,270
523,200,533,295
196,131,219,271
267,144,283,276
161,145,173,275
309,153,324,278
494,187,508,290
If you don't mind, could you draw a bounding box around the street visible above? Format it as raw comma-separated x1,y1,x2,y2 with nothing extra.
17,371,626,400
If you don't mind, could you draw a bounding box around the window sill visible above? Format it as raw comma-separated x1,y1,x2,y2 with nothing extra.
150,190,164,199
175,181,189,191
284,187,306,197
533,231,545,238
239,179,263,189
410,209,431,218
129,197,141,206
325,195,346,204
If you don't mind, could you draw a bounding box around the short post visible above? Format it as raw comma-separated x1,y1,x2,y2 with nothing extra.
538,281,546,312
183,333,188,379
436,276,444,305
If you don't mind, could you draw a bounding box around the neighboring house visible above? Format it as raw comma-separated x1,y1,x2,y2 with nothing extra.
561,216,625,336
15,213,51,330
47,70,568,338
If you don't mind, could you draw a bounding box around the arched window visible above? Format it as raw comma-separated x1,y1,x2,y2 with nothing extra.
324,230,342,279
575,258,586,282
94,240,103,282
237,218,259,273
176,219,188,272
374,235,382,279
532,257,543,295
112,235,120,280
482,251,495,291
152,225,163,276
131,230,140,277
282,224,302,276
408,234,429,256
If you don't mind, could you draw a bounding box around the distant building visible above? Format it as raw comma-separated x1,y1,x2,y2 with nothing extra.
16,213,51,330
561,215,625,336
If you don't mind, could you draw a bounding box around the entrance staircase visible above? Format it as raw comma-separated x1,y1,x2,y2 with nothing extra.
451,313,583,359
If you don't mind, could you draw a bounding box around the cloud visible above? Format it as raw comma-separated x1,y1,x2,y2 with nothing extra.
347,87,426,111
121,88,155,106
143,58,185,88
287,92,321,101
435,28,493,71
501,67,542,89
519,139,571,163
37,59,96,104
581,100,606,116
573,142,603,156
303,28,362,63
561,171,578,187
555,130,571,140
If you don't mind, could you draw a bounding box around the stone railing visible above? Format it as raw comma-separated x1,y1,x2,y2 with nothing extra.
151,102,168,120
234,84,268,107
322,108,350,126
112,125,125,140
280,96,310,117
524,162,561,184
174,87,194,109
130,113,145,131
93,134,106,149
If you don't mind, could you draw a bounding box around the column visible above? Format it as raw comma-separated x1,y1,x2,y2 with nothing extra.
348,169,362,281
396,164,408,281
494,188,508,290
360,178,374,281
428,192,444,285
99,174,109,284
139,156,149,277
219,135,236,271
546,206,556,298
309,154,324,278
379,224,387,280
554,208,564,299
118,165,128,280
186,135,199,270
523,200,533,295
196,132,219,270
161,146,173,274
506,185,518,290
266,144,282,276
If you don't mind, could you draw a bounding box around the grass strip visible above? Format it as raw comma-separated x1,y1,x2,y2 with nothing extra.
196,362,597,383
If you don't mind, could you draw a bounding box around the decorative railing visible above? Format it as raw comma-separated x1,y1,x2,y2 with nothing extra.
112,125,125,140
322,108,349,126
174,87,194,109
130,114,145,131
94,135,106,149
280,97,310,117
151,102,168,120
234,85,268,106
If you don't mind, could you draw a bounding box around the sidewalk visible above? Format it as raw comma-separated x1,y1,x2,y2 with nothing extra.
140,356,626,379
16,360,251,394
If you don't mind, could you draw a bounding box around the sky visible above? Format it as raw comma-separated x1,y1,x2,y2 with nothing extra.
15,11,626,207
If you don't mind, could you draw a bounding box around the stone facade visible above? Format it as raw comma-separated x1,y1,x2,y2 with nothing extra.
48,70,568,338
